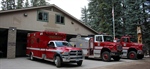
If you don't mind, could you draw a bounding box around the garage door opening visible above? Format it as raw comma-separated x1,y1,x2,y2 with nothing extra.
16,30,35,57
0,28,8,58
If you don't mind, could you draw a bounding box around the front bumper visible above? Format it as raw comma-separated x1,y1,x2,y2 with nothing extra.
137,50,144,55
61,55,83,62
110,52,123,56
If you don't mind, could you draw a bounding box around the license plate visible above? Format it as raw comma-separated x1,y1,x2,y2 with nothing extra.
76,58,79,61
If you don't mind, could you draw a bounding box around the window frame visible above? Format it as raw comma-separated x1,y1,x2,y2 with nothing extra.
37,10,49,22
55,14,65,24
48,42,55,47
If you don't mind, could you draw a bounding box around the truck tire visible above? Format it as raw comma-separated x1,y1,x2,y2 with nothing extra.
128,51,137,60
137,55,144,59
77,60,83,66
113,56,121,61
54,56,62,67
30,53,34,60
102,51,111,62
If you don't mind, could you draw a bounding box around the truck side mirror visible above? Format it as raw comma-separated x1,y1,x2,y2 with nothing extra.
47,44,55,48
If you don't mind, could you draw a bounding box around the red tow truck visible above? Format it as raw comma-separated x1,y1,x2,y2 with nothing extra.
26,31,84,67
70,34,123,62
118,36,144,59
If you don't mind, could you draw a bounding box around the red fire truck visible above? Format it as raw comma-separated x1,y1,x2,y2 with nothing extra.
26,31,83,67
70,34,123,62
118,36,144,60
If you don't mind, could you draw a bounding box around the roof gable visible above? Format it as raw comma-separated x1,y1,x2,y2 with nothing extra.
0,4,98,34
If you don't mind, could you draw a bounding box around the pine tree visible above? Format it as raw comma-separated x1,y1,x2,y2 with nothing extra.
17,0,24,9
31,0,39,7
142,0,150,53
86,0,147,39
121,0,145,40
88,0,101,32
112,0,123,38
25,0,29,7
39,0,46,6
81,6,90,27
1,0,16,10
88,0,112,34
31,0,47,7
7,0,16,10
1,0,7,10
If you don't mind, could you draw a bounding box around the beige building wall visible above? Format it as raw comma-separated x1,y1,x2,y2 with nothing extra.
0,6,97,58
0,8,96,36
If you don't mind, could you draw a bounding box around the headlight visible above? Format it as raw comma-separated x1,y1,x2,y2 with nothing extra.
61,52,69,55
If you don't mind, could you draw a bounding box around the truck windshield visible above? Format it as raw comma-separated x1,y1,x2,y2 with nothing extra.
130,37,137,42
103,36,113,42
55,42,72,47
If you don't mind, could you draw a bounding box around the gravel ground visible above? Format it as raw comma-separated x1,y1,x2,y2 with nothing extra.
92,57,150,69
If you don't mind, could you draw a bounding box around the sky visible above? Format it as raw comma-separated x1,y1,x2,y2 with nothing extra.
0,0,89,19
49,0,89,19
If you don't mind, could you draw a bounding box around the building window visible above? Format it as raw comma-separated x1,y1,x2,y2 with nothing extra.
37,11,48,22
55,14,65,24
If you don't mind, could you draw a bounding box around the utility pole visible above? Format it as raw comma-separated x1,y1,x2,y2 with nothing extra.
112,0,115,39
122,0,126,36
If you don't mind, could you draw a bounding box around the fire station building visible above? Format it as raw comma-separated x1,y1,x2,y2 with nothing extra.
0,4,98,58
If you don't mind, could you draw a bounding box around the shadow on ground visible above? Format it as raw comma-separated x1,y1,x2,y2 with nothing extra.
26,58,82,68
84,58,124,62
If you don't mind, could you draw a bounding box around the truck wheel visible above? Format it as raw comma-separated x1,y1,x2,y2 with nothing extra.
113,56,121,61
128,51,137,60
54,56,62,67
137,55,144,59
77,60,83,66
102,51,111,62
30,53,34,60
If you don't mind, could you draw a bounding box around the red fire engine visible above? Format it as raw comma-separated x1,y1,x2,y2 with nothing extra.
70,34,123,62
118,36,144,59
26,31,83,67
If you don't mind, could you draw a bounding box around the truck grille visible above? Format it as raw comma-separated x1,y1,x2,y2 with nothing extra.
69,50,83,56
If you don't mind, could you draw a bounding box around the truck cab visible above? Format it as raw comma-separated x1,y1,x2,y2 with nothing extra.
93,35,122,61
119,36,144,59
46,40,83,67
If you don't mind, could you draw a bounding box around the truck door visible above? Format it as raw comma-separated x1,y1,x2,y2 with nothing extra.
121,38,130,47
121,38,130,50
46,42,56,59
121,38,130,57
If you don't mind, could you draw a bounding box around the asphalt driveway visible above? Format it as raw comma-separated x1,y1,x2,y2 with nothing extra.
0,57,137,69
